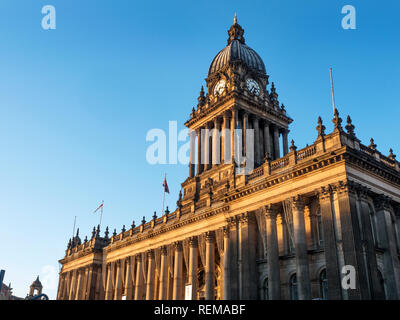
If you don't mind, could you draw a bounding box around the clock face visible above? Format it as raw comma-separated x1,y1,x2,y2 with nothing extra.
246,78,260,96
214,79,226,96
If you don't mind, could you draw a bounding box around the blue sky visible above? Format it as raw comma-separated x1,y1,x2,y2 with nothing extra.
0,0,399,299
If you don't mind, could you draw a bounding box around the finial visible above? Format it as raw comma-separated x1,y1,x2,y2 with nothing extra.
142,216,146,225
332,108,343,131
165,206,170,215
198,86,206,106
345,115,355,136
92,227,96,238
104,226,109,239
316,116,326,137
96,224,100,237
113,228,117,237
76,228,79,237
153,211,157,220
84,236,88,243
227,14,245,45
389,148,396,160
179,189,182,201
131,219,136,229
368,138,377,150
289,140,297,152
67,238,72,249
122,225,126,233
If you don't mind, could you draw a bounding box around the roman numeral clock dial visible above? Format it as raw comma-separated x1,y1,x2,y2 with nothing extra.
246,78,260,96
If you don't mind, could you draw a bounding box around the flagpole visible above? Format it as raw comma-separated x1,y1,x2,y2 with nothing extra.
330,67,336,113
99,200,104,228
72,215,77,240
162,173,166,214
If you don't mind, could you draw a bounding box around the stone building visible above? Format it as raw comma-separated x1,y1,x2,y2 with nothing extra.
57,17,400,300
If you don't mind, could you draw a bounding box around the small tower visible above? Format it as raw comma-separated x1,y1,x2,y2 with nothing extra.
29,276,43,296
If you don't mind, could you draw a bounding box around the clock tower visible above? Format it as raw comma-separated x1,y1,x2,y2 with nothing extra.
185,16,292,179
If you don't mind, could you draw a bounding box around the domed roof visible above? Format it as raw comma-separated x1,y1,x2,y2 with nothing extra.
208,16,266,76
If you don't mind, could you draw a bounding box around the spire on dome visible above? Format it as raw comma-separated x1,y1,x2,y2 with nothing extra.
227,15,245,45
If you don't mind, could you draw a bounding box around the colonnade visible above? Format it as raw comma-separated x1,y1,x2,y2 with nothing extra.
189,108,289,177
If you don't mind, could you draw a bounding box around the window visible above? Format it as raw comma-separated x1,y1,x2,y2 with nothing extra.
289,274,298,300
320,269,328,300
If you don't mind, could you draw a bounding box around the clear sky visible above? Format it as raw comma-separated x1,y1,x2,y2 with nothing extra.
0,0,399,299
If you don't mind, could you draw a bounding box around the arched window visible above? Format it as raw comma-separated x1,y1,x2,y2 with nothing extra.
320,269,328,300
263,278,269,300
377,270,386,300
289,274,298,300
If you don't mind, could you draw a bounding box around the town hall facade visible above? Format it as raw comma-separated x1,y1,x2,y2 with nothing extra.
57,17,400,300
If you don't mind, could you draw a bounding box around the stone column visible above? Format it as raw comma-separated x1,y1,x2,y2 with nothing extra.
134,256,144,300
57,274,64,300
357,187,385,299
238,213,258,300
145,250,155,300
231,108,237,163
273,126,280,159
203,124,210,171
222,113,229,163
223,226,231,300
205,231,215,300
196,128,203,175
242,112,248,159
265,205,281,299
259,124,264,161
212,118,220,166
189,129,195,177
124,258,133,300
334,181,370,299
318,187,342,299
75,269,83,300
188,237,198,300
375,195,400,299
63,272,70,300
264,122,271,158
227,217,239,299
84,267,91,300
253,117,260,165
158,246,168,299
291,196,311,299
173,241,183,299
68,269,77,300
114,261,123,300
282,130,289,155
105,263,114,300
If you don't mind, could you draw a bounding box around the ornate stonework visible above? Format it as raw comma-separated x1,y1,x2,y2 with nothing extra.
57,17,400,301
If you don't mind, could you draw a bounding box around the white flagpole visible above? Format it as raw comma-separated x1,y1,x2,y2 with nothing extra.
330,67,336,113
99,200,104,228
72,216,77,241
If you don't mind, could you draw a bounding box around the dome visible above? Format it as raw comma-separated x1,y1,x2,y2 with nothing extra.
208,16,266,76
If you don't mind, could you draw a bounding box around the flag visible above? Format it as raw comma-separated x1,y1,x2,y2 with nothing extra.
163,176,170,194
94,202,103,214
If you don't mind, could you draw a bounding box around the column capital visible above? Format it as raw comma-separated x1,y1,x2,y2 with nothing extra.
188,236,198,248
223,225,230,237
226,216,238,227
291,195,305,210
160,245,168,255
147,249,155,259
205,231,215,242
173,241,183,251
264,204,278,220
374,194,392,211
